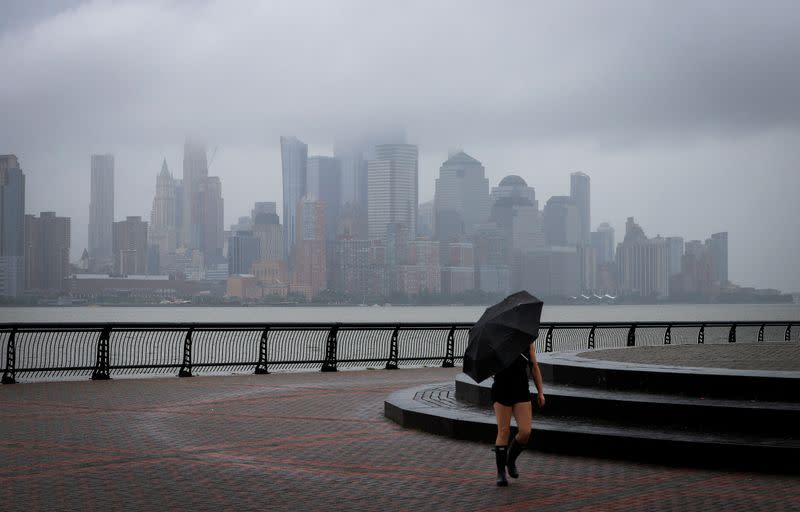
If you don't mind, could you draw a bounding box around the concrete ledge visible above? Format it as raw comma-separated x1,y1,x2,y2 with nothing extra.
538,348,800,401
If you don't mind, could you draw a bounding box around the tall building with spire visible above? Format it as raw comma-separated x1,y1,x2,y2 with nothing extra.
0,155,25,297
149,159,178,271
89,154,114,265
281,136,308,261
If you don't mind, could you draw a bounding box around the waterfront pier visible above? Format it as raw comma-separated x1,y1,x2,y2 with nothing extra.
1,321,798,510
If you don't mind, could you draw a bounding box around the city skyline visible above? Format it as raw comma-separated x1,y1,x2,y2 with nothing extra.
0,140,791,294
2,1,799,292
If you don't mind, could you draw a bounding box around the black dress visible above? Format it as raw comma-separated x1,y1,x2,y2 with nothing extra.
491,351,531,406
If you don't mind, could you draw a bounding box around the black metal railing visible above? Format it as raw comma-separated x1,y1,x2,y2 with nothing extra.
1,321,796,384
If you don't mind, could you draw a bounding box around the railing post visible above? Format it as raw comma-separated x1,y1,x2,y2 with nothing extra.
587,325,596,350
178,327,194,377
698,324,705,344
254,327,270,375
664,325,672,345
758,324,765,342
91,326,111,380
2,328,16,384
627,324,636,347
442,326,455,368
786,324,793,342
545,326,553,353
321,325,339,372
385,327,399,370
728,324,737,343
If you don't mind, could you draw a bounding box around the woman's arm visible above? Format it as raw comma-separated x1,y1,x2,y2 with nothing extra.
529,343,545,408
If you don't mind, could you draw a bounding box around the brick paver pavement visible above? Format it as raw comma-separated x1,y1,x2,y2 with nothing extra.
1,368,798,511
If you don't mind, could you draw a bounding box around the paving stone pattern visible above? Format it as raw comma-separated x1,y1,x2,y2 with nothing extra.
1,368,798,511
580,342,800,371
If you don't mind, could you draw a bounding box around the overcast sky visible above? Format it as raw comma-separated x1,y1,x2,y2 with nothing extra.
1,0,799,291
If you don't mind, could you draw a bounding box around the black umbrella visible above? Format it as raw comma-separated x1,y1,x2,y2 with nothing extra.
463,290,543,383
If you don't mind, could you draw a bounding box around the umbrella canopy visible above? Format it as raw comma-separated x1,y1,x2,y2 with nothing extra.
463,290,543,383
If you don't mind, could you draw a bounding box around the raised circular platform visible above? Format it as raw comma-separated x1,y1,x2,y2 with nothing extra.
540,342,800,401
385,342,800,471
579,343,800,371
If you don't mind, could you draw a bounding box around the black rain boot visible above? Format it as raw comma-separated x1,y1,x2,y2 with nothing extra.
494,446,508,486
506,436,526,479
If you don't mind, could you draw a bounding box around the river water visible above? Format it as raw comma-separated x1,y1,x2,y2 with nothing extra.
1,303,798,324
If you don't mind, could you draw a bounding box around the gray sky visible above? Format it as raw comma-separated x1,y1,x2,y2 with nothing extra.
1,0,799,291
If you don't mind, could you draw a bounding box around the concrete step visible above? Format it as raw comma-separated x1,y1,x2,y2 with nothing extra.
454,373,800,436
385,382,800,472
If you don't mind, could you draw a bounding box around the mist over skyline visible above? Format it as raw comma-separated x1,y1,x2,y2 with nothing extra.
1,0,799,291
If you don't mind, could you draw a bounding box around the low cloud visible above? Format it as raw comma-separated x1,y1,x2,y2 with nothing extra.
1,0,799,290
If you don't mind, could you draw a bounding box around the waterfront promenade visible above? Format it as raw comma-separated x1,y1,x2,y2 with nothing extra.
1,368,797,511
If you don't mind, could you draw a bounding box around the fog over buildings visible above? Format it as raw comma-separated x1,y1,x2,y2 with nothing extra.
1,1,800,292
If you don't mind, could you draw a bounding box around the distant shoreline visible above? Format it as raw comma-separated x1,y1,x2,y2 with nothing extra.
0,300,796,308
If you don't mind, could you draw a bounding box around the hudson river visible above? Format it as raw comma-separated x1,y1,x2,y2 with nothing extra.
1,303,798,324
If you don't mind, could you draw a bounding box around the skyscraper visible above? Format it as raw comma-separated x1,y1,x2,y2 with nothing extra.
616,217,670,298
434,151,490,241
173,178,184,247
543,196,579,247
367,144,418,241
252,201,277,219
710,232,728,286
334,128,407,239
228,231,261,275
591,222,615,264
201,176,224,265
292,197,326,299
306,156,342,241
149,159,178,272
113,216,148,275
666,236,684,277
570,172,591,246
334,143,366,211
473,223,510,294
489,175,543,256
0,155,25,297
417,201,434,239
24,212,70,291
252,212,284,262
281,136,308,260
89,154,114,264
517,247,581,298
182,140,208,253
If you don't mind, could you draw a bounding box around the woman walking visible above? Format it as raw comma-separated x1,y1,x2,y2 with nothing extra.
492,340,545,486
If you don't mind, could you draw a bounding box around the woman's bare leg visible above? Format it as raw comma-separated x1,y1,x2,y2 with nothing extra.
506,401,533,479
511,401,533,444
493,403,513,445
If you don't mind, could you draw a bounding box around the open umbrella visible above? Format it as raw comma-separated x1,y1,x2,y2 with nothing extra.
463,290,543,383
